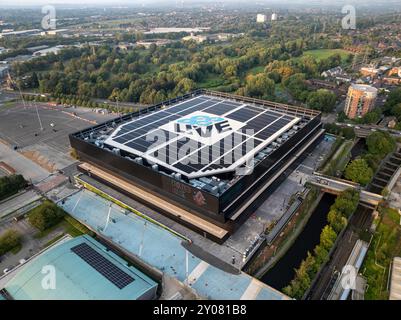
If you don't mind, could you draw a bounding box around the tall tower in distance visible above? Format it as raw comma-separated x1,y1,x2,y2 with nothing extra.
271,13,278,21
256,14,267,23
344,84,378,119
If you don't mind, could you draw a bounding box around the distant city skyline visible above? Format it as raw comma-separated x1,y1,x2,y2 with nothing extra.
4,0,401,7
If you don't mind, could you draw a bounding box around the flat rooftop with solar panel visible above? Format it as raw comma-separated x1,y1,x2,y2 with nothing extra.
0,235,158,300
70,90,323,243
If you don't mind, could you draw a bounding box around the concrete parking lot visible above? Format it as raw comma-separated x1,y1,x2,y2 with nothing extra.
0,143,49,184
0,101,117,171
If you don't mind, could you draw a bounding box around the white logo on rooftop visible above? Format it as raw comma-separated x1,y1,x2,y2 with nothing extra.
160,111,246,145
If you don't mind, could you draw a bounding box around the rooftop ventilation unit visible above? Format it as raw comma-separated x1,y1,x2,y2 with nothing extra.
211,186,219,195
199,177,212,184
172,173,182,180
218,182,227,192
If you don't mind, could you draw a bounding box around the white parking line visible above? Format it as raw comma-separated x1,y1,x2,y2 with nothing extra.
240,278,264,300
186,261,209,286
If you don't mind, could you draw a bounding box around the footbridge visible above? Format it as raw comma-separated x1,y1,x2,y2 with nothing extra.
309,173,383,207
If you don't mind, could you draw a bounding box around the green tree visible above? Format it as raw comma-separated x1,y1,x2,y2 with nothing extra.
320,225,337,251
173,78,195,96
0,174,27,201
307,89,337,112
282,73,308,101
327,209,347,233
243,73,275,99
385,88,401,110
366,131,395,158
345,158,373,186
337,111,347,123
266,71,282,84
390,103,401,120
313,244,329,268
0,229,21,256
341,127,355,140
361,109,381,124
28,201,65,231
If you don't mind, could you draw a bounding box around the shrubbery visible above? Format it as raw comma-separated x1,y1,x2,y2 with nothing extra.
0,229,21,256
28,200,65,231
344,131,396,186
323,123,355,140
366,131,396,159
345,158,373,186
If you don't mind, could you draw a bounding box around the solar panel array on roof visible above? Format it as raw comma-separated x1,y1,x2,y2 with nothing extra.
71,242,135,289
104,95,300,178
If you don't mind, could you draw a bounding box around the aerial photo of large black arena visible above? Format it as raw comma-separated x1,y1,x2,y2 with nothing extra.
70,90,323,243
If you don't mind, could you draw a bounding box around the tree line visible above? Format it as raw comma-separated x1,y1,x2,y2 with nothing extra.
283,189,360,299
0,174,27,201
12,36,346,112
345,131,396,186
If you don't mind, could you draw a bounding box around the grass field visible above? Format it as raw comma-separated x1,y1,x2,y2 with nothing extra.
35,213,94,239
302,49,352,62
362,207,401,300
247,65,265,75
197,73,226,89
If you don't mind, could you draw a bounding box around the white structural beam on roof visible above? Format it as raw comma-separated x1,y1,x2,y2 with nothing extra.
103,95,301,179
200,117,300,176
110,95,210,140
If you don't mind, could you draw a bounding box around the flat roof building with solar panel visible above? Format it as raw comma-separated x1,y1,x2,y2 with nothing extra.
70,90,323,243
0,235,158,300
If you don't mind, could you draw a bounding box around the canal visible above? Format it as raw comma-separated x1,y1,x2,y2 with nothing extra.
261,193,336,291
341,138,368,179
350,138,367,161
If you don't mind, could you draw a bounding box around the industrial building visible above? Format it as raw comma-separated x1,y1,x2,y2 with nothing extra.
0,235,158,300
70,90,323,243
0,29,40,38
32,45,64,57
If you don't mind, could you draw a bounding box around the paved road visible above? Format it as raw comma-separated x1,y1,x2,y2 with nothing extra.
335,122,401,138
0,189,41,219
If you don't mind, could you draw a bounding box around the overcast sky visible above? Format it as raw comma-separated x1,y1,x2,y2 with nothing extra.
2,0,401,7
